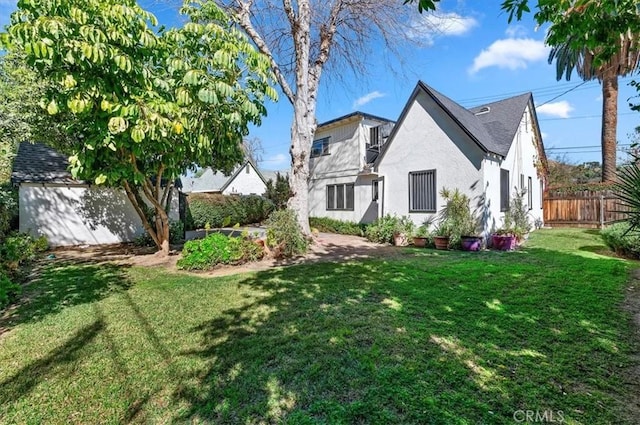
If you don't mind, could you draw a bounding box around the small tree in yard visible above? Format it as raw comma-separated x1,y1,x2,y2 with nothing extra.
2,0,276,255
264,172,291,210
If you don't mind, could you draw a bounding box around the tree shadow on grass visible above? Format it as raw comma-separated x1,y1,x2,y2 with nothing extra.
0,261,132,335
0,319,104,407
171,244,636,424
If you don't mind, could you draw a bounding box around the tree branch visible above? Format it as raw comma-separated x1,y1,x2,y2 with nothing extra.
123,180,161,248
234,0,296,104
310,0,343,96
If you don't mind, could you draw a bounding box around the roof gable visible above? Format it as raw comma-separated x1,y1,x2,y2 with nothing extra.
181,160,268,193
317,111,394,130
376,81,540,166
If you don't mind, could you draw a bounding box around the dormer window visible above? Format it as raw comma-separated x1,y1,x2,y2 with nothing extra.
311,137,330,157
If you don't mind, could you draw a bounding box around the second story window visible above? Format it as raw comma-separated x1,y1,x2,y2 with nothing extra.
311,137,330,157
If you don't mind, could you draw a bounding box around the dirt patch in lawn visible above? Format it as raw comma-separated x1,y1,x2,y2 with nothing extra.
45,233,400,277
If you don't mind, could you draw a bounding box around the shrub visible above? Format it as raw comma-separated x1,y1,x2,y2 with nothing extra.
601,223,640,259
134,220,185,247
186,194,274,230
365,214,413,244
0,233,48,272
0,270,20,310
177,232,264,270
265,209,308,257
309,217,368,236
0,186,18,241
264,172,292,210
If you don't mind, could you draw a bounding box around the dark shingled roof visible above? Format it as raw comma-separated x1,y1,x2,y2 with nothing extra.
11,142,77,184
421,82,533,157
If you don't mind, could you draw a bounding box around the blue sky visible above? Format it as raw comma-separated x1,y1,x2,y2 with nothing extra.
2,0,638,170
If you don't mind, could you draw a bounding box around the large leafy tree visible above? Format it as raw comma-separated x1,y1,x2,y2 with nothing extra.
2,0,276,254
0,53,72,183
200,0,439,234
502,0,640,183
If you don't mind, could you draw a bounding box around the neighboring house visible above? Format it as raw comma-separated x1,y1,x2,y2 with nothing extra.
180,160,267,195
308,111,395,223
309,81,547,238
11,142,179,247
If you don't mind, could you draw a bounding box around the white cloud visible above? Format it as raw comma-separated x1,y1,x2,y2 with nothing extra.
536,101,574,118
352,91,385,109
505,25,528,38
468,38,548,74
263,153,289,168
407,12,478,43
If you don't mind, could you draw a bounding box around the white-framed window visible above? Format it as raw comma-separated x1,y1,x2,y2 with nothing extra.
311,137,330,157
409,170,436,212
327,183,354,211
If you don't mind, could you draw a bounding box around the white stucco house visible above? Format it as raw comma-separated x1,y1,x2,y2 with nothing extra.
309,81,548,239
180,160,268,195
12,142,179,247
309,111,395,223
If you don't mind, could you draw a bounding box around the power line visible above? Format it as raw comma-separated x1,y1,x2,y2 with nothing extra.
537,81,589,107
547,143,632,150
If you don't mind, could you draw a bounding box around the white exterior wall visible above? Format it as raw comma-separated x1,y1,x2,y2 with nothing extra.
19,183,179,247
489,105,544,231
376,91,485,229
222,163,266,195
308,118,380,223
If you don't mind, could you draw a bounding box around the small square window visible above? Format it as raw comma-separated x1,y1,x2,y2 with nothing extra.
311,137,330,157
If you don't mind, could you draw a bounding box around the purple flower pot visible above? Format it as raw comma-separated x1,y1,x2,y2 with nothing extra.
461,236,482,251
492,234,516,251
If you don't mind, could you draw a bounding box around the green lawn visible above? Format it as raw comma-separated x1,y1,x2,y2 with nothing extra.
0,229,636,424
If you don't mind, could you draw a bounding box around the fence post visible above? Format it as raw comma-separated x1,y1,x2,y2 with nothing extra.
600,194,605,229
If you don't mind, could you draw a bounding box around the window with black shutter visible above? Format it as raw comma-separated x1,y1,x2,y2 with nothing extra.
409,170,436,212
500,169,510,212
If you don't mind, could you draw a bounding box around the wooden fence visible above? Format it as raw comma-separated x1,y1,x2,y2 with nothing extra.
543,189,629,228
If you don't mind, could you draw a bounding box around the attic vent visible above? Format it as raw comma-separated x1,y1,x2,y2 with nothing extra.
475,106,490,115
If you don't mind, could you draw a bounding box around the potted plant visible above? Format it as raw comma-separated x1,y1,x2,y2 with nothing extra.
412,224,430,247
492,189,532,250
392,215,414,246
433,220,453,250
437,188,480,250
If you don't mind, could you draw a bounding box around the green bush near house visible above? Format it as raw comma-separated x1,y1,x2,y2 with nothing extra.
177,232,264,270
0,232,48,310
601,222,640,259
265,209,308,257
186,194,274,230
0,186,18,241
309,217,368,236
365,214,413,244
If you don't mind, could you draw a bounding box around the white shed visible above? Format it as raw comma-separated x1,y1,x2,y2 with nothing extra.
11,143,179,247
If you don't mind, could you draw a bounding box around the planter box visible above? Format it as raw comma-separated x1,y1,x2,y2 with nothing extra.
461,236,482,251
434,236,450,250
413,237,428,247
492,234,516,251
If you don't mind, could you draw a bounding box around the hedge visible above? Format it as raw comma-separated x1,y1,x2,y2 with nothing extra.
186,193,274,230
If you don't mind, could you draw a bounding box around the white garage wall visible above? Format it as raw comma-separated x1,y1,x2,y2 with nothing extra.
19,183,179,246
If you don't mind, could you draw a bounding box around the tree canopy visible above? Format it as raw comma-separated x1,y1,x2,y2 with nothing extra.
1,0,277,252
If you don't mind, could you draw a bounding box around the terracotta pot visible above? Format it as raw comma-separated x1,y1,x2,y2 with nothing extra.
434,236,450,250
393,232,409,246
461,236,482,251
492,234,516,251
413,237,428,247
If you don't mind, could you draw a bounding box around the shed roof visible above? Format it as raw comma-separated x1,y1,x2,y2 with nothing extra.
11,142,77,184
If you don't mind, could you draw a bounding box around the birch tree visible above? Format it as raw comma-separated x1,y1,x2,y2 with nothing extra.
204,0,438,233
